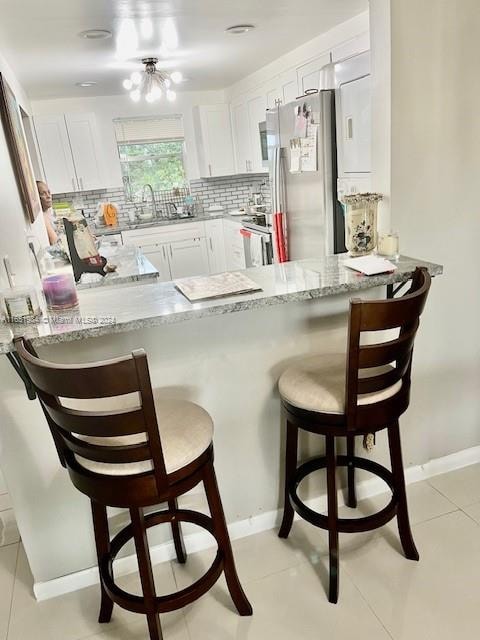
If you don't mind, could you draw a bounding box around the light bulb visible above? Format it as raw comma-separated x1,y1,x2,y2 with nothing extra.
170,71,182,84
145,92,155,103
164,78,171,88
123,78,133,90
166,89,176,102
130,89,141,102
151,85,162,99
131,71,142,85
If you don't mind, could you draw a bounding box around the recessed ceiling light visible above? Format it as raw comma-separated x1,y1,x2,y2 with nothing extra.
78,29,112,40
225,24,255,35
76,81,97,87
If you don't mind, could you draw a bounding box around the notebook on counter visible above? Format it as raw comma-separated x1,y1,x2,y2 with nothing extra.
344,255,398,276
175,272,262,302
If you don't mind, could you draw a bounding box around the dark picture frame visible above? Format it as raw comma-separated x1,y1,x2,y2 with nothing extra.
0,72,41,223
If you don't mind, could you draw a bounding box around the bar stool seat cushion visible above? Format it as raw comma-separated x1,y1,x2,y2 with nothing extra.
278,353,402,415
64,393,213,476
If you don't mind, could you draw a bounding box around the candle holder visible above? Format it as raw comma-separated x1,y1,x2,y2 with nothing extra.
343,193,383,256
377,231,400,261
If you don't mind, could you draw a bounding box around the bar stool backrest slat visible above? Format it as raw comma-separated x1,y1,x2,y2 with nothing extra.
14,339,168,493
345,267,431,429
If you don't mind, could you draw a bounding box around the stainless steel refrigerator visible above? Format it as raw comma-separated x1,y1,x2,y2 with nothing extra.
267,90,344,260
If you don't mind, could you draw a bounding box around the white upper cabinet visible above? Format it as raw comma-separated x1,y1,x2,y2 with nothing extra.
296,53,331,95
231,93,268,175
194,105,236,178
64,113,104,191
34,115,77,194
231,101,251,174
280,68,299,104
247,94,268,173
34,112,104,194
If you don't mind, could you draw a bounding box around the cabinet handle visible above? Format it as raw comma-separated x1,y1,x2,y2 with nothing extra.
79,177,84,191
170,245,173,257
162,246,166,260
71,178,76,192
208,164,212,177
209,238,213,251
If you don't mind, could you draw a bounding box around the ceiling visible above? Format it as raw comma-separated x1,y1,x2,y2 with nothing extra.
0,0,367,100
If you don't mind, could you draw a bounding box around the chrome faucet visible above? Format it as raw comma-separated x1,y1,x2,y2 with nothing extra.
141,184,157,213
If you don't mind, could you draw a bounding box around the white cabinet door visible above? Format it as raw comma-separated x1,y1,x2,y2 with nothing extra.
231,102,251,175
137,244,171,281
34,115,77,194
247,94,268,173
280,69,299,104
296,53,331,95
223,220,246,271
168,237,210,279
65,113,104,191
194,105,235,178
205,219,226,274
338,75,371,174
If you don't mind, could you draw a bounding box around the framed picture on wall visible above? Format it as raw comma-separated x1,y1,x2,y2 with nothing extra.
0,72,41,223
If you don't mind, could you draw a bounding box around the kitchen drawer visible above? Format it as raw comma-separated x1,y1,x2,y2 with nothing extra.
122,221,206,246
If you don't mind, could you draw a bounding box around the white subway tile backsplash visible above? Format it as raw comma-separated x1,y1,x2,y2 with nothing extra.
52,174,271,222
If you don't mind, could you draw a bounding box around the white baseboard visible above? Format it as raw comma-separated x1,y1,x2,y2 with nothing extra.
33,443,480,601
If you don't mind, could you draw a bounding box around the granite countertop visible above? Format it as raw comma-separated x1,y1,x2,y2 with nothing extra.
0,255,442,354
92,212,227,236
76,246,159,290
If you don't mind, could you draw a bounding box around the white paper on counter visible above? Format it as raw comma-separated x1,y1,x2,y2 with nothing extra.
344,255,398,276
175,272,262,302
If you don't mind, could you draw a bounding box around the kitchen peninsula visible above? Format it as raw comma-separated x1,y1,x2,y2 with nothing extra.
0,255,442,600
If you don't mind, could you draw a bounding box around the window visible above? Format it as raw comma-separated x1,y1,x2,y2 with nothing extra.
114,116,186,197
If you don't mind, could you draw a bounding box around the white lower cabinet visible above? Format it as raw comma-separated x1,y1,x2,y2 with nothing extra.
168,238,210,279
123,220,226,281
205,219,227,273
137,243,171,281
223,219,246,271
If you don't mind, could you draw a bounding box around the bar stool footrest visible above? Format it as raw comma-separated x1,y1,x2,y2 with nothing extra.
100,508,224,614
289,455,398,533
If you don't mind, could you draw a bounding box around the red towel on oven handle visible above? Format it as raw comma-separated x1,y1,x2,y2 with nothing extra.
274,212,287,263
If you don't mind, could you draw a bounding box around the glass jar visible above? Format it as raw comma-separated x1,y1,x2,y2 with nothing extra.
39,249,79,311
343,193,383,256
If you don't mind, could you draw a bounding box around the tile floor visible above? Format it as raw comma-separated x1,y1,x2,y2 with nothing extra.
2,464,480,640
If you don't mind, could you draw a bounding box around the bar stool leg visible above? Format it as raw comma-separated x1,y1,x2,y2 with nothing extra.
203,462,253,616
346,434,357,508
168,499,187,564
130,508,163,640
388,421,419,561
326,435,339,604
279,419,298,538
90,501,114,623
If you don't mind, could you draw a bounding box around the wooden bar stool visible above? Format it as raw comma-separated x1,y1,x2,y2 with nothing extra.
277,267,431,603
16,339,252,640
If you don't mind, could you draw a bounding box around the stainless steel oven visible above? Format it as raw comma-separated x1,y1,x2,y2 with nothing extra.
240,220,273,267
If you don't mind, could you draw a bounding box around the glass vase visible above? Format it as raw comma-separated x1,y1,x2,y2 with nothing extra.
343,193,383,256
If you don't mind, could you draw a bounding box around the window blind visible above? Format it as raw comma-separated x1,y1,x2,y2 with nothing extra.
113,116,184,143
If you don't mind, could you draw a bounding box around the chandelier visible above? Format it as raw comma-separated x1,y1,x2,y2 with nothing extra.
122,58,182,103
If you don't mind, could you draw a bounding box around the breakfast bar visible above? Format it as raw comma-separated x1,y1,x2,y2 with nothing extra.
0,255,442,599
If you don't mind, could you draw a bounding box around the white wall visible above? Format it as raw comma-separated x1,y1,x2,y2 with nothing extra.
31,90,226,187
0,51,47,288
388,0,480,462
369,0,391,232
